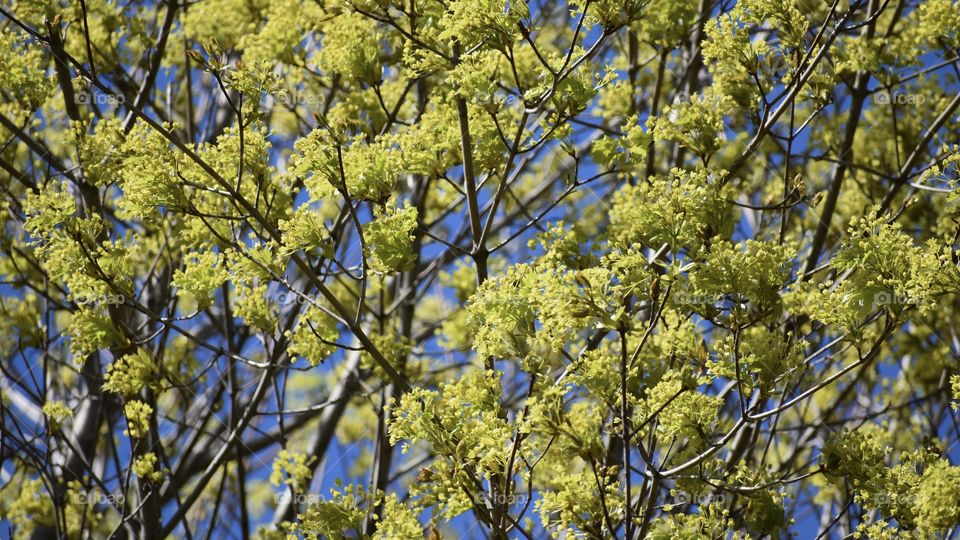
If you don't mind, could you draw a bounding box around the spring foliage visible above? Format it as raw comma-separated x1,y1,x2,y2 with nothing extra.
2,0,960,539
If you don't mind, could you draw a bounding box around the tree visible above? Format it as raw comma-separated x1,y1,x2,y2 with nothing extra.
2,0,960,537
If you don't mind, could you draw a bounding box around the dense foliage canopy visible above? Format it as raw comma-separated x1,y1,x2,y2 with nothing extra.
2,0,960,538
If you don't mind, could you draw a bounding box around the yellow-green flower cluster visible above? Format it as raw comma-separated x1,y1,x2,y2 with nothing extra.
42,401,73,430
270,449,315,491
363,204,418,273
123,400,153,439
103,349,158,396
172,250,230,308
132,452,165,482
